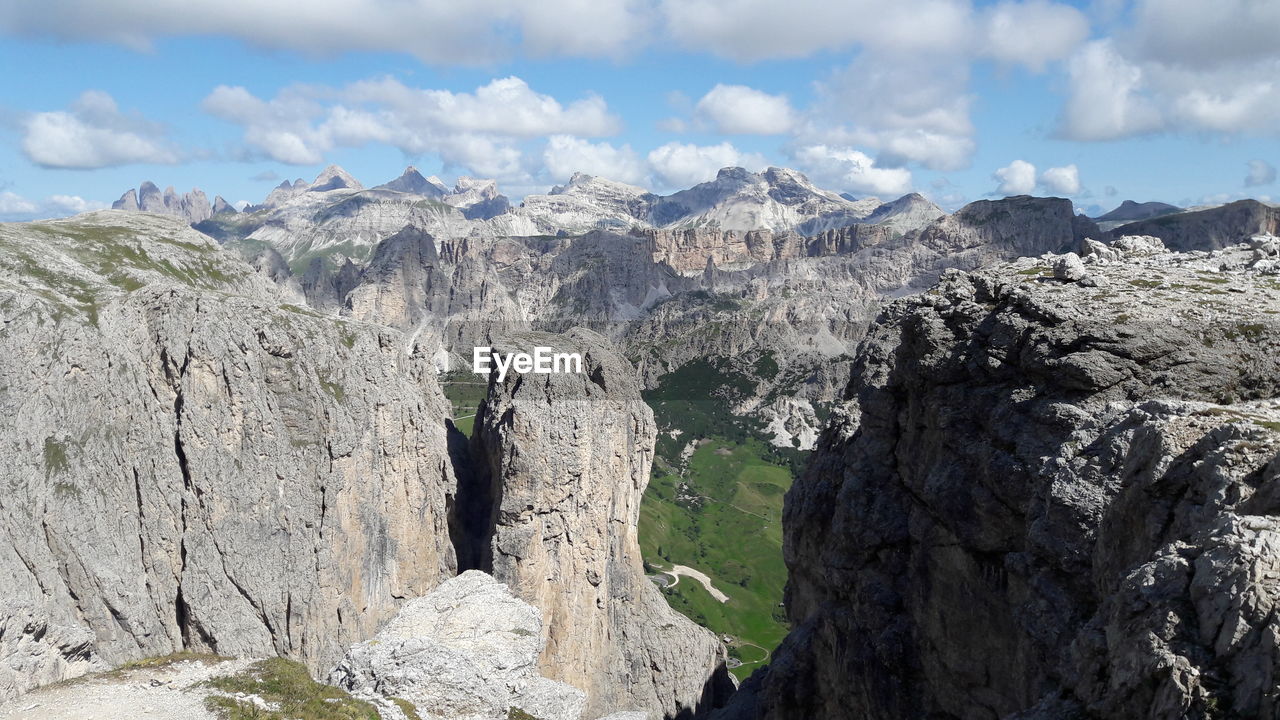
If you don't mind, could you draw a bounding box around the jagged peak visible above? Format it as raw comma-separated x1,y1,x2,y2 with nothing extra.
310,165,363,192
375,166,446,197
761,166,813,186
548,172,649,198
454,176,497,192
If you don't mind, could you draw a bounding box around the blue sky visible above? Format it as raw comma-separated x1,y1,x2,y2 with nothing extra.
1,0,1277,220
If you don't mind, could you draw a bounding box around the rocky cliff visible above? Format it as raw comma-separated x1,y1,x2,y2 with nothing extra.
0,212,459,700
113,182,213,224
467,329,735,719
1109,199,1280,251
726,236,1280,719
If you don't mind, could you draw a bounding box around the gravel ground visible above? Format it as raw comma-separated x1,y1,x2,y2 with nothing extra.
0,657,258,720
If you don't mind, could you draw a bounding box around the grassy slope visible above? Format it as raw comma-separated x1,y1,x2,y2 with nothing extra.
638,357,804,680
439,370,489,436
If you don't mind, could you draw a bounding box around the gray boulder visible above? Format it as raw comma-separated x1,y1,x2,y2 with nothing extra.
1052,251,1088,281
329,570,585,720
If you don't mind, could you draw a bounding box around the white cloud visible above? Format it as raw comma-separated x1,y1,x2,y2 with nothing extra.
660,0,973,62
1060,40,1163,141
791,145,913,197
46,194,106,214
0,191,38,215
543,136,646,185
994,159,1037,195
809,53,975,171
1039,164,1080,195
1131,0,1280,69
694,84,795,135
340,76,618,138
23,90,181,169
1059,2,1280,140
993,160,1082,196
0,191,105,220
202,76,620,181
980,0,1090,71
646,141,767,189
1246,160,1277,187
0,0,651,63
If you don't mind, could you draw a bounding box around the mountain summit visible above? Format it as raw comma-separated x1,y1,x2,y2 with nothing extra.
309,165,363,193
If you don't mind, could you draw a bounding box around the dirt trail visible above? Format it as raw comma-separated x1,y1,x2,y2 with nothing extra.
669,564,730,603
0,658,256,720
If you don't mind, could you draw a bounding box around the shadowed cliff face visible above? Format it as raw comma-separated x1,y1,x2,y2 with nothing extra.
467,329,735,719
723,239,1280,719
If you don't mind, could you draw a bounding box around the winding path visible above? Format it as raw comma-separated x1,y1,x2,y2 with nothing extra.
668,564,730,603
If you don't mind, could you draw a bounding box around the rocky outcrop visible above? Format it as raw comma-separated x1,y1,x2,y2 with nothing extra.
211,196,237,215
468,329,734,719
726,238,1280,719
1109,198,1280,251
445,177,512,220
0,212,459,700
113,182,213,223
330,571,587,720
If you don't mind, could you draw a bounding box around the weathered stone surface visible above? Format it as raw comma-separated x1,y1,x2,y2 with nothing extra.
1052,251,1087,281
329,570,585,720
0,212,458,700
469,329,735,719
726,242,1280,719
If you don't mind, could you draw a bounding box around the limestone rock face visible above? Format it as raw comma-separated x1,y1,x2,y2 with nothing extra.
113,182,212,223
469,329,734,719
330,570,586,720
1109,198,1280,251
0,212,458,700
728,241,1280,719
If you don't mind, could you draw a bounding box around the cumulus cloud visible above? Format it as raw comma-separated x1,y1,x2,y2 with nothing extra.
1039,164,1081,195
23,90,181,169
202,76,620,181
1060,40,1164,141
1246,160,1277,187
993,160,1082,196
660,0,973,62
0,190,104,220
979,0,1090,71
1131,0,1280,69
808,54,976,171
0,0,650,63
646,141,767,189
543,136,646,185
662,1,1089,174
693,84,795,135
0,191,38,216
791,145,913,197
994,159,1037,195
1059,2,1280,140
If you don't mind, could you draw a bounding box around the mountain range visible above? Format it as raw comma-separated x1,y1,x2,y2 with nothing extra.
5,160,1280,720
101,165,1280,450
